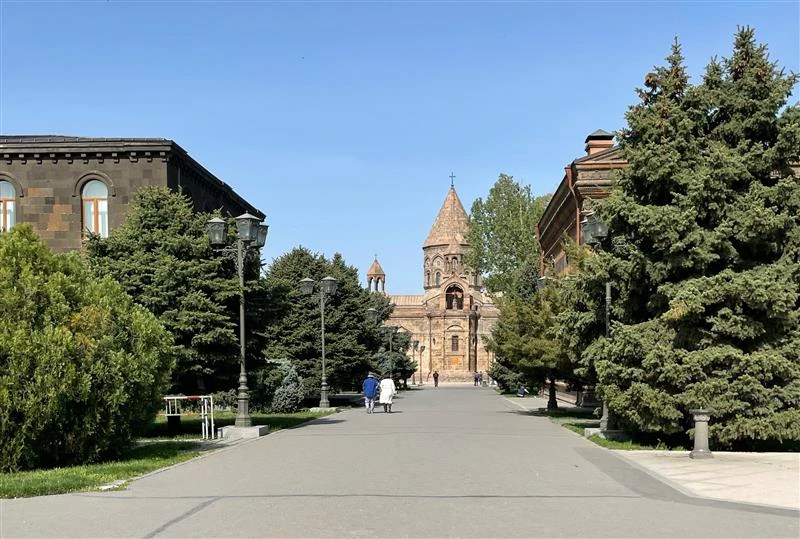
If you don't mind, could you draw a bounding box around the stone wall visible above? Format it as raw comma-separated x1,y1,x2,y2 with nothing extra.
0,137,263,252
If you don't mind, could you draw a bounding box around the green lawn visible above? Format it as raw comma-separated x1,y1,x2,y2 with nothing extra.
557,420,688,451
0,441,201,499
1,409,335,498
142,410,334,439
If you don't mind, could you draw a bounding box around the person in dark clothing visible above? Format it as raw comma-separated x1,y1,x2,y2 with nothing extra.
432,371,439,388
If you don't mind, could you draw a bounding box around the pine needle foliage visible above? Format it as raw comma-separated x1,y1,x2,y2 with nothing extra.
263,247,392,395
86,187,265,394
578,28,800,449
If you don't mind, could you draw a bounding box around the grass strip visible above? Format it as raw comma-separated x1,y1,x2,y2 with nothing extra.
0,441,200,499
142,410,334,439
1,410,335,498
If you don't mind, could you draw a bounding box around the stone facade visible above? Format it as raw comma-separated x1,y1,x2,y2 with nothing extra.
535,130,800,275
0,136,263,252
368,186,499,383
535,130,623,275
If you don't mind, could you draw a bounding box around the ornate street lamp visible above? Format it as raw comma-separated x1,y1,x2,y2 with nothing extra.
367,308,399,378
299,276,339,408
206,212,268,428
411,340,419,384
580,209,614,432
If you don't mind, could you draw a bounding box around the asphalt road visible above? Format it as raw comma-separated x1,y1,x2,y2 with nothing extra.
1,385,798,538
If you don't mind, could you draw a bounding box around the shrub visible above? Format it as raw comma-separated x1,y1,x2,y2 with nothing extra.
249,360,290,412
488,356,523,393
271,366,304,413
0,226,173,472
210,389,237,411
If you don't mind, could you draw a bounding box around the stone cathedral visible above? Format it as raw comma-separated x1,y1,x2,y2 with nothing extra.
366,185,499,383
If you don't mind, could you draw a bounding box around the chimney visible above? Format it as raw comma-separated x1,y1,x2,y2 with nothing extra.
585,129,614,155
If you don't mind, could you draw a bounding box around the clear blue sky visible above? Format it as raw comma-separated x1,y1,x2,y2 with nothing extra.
1,1,798,293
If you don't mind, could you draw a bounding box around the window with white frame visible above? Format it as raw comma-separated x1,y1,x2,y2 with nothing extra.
0,181,16,232
82,180,109,237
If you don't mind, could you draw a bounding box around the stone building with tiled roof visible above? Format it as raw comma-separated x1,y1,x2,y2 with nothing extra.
535,130,625,275
536,129,800,276
368,185,499,383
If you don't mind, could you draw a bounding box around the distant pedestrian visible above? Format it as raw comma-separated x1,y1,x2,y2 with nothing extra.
379,373,397,413
516,385,529,398
433,370,439,388
362,372,380,414
478,371,483,386
474,372,479,386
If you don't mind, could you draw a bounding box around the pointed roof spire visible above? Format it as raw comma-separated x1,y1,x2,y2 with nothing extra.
424,184,469,249
367,255,385,277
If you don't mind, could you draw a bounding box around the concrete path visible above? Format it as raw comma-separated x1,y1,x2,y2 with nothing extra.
616,450,799,510
508,392,800,512
1,385,798,538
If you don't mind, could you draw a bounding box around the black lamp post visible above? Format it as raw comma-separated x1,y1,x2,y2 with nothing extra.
299,276,339,408
367,308,398,378
580,209,614,431
206,213,268,428
411,340,419,384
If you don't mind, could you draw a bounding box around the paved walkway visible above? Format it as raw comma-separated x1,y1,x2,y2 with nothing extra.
1,386,798,538
507,393,800,512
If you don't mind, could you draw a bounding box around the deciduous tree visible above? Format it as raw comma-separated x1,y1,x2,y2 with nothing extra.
465,174,550,295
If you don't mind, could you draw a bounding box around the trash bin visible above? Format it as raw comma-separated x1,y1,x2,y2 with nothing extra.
167,415,182,436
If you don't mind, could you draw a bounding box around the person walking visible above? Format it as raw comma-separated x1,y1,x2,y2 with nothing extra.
474,371,479,387
362,372,380,414
379,373,397,413
433,370,439,388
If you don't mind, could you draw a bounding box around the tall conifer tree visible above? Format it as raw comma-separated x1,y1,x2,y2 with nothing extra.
585,29,800,448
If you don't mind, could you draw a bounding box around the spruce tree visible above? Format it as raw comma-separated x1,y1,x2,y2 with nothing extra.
589,29,800,449
87,187,265,394
263,247,392,395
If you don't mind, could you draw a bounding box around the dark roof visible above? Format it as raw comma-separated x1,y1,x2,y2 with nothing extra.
584,129,614,142
0,135,170,143
0,135,264,219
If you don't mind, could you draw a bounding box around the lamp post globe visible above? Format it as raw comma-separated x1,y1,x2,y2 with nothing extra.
254,224,269,248
206,217,227,247
235,212,261,243
299,277,315,296
321,276,339,295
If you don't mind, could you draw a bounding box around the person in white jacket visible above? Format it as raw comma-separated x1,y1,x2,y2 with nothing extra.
378,373,397,413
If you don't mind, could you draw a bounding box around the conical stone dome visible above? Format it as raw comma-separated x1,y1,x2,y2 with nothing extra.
424,186,469,249
367,257,385,278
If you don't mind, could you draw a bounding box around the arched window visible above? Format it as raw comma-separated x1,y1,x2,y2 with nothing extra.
0,181,16,231
82,180,109,237
435,272,441,286
451,335,459,352
426,271,430,286
445,284,464,310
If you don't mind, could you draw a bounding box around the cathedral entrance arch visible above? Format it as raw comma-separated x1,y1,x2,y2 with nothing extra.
445,284,464,310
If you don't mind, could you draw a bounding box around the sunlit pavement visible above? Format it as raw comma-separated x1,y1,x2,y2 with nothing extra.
506,393,800,512
1,386,798,538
